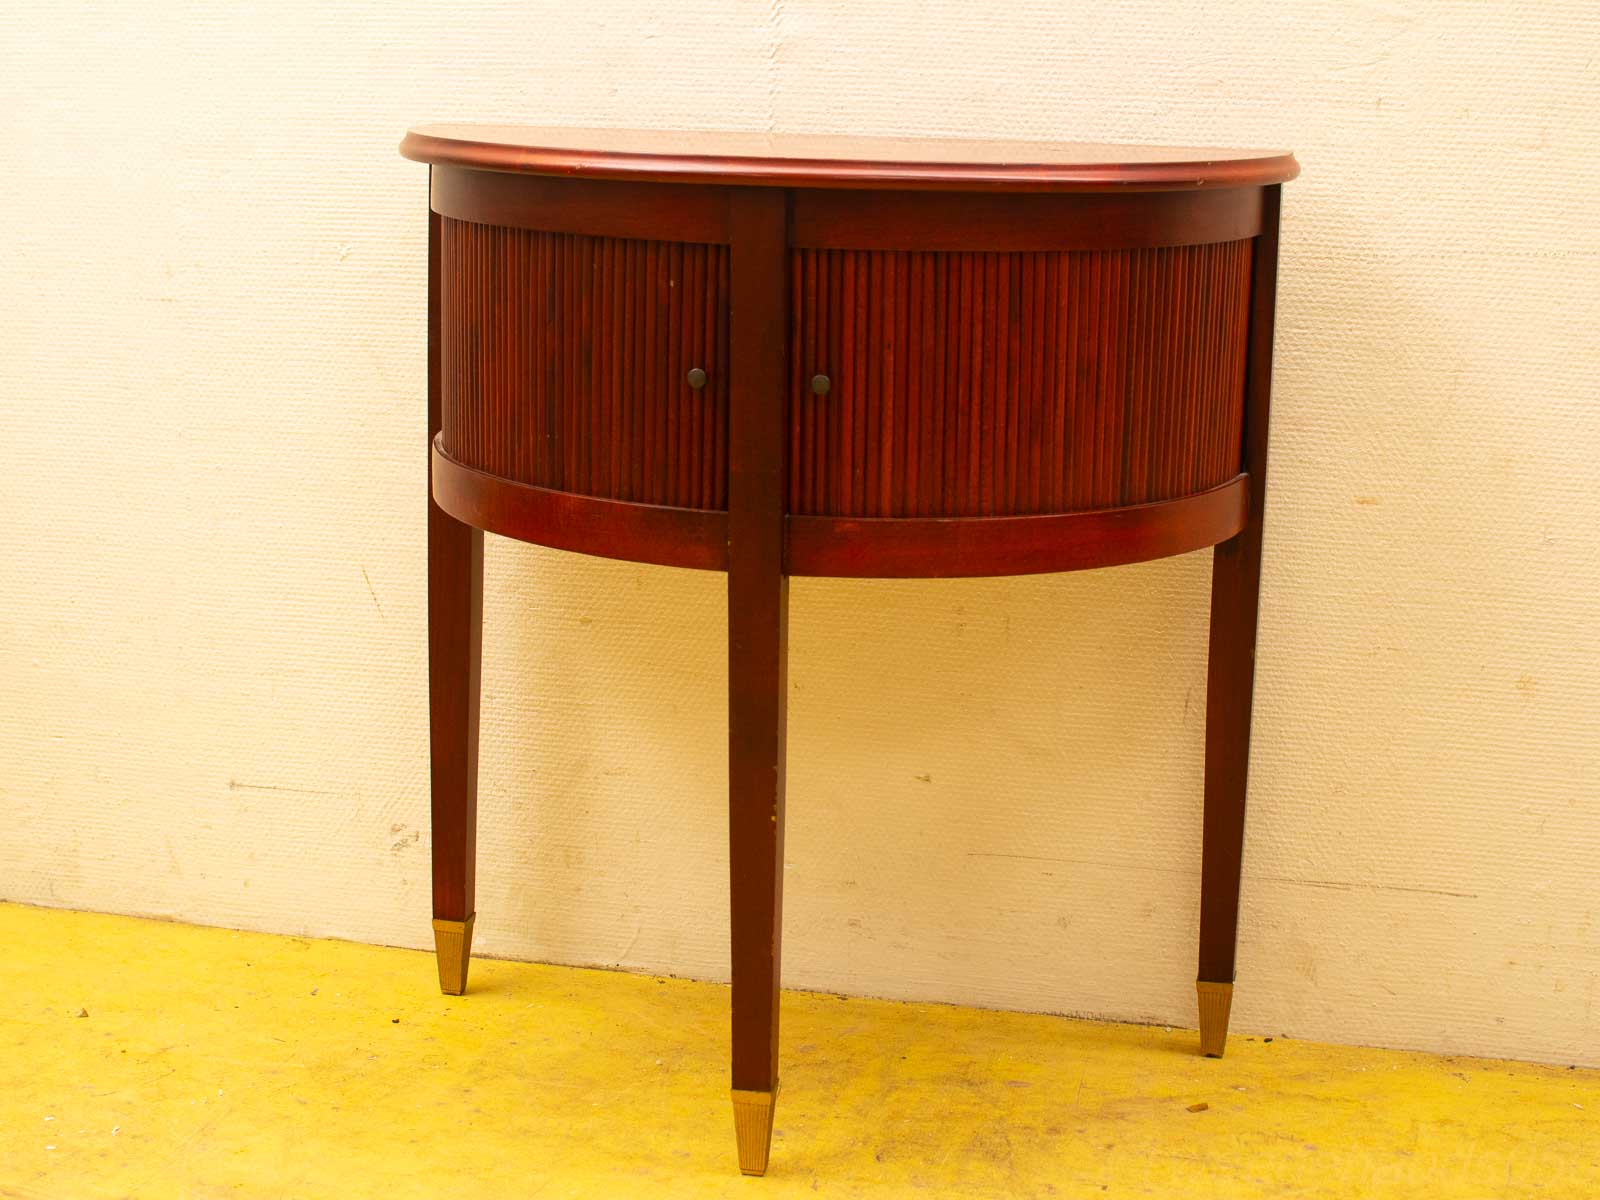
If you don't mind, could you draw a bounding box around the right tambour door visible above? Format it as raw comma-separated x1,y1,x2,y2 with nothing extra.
787,242,1253,519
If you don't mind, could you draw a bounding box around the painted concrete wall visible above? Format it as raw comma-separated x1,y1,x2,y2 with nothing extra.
2,1,1596,1066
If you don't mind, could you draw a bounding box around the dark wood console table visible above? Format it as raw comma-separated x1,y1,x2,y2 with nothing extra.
401,125,1297,1175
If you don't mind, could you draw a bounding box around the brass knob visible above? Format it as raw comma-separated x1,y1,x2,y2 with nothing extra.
810,374,831,396
686,367,707,390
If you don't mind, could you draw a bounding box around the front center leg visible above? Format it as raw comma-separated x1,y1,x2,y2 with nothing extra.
727,567,788,1174
724,186,792,1176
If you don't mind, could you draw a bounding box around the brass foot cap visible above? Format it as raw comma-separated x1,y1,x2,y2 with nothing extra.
432,914,475,996
731,1087,778,1176
1197,980,1234,1058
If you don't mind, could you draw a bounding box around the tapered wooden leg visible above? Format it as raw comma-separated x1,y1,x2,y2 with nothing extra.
1197,185,1281,1057
428,509,482,996
725,188,790,1175
1198,535,1257,1055
727,571,787,1173
428,196,484,997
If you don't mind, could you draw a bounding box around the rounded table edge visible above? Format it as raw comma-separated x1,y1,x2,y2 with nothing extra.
402,129,1298,193
433,440,1249,578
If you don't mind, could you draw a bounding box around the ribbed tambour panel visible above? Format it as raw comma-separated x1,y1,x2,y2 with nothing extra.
788,242,1254,517
441,218,730,510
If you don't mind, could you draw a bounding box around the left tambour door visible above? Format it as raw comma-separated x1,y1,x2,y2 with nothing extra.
439,218,731,511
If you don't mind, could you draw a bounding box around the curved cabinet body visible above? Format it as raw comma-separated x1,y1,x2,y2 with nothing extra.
401,124,1296,1177
423,153,1274,577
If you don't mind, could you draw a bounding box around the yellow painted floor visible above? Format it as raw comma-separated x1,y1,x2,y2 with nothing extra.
2,904,1596,1199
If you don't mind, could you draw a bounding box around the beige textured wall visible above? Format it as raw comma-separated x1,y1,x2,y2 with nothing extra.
3,2,1597,1067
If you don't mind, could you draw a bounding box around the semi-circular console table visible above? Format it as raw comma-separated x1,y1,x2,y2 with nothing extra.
401,124,1297,1176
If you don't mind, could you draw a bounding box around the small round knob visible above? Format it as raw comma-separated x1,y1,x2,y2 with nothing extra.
686,367,707,390
810,374,831,396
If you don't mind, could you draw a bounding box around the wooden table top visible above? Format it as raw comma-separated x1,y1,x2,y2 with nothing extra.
402,125,1298,192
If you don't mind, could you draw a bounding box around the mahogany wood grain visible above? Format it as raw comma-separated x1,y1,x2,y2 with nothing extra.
432,165,731,244
431,448,1247,579
726,190,790,1097
1199,186,1282,992
431,439,729,571
439,217,730,510
787,475,1247,578
788,242,1251,518
791,186,1262,251
403,125,1298,192
427,198,484,929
